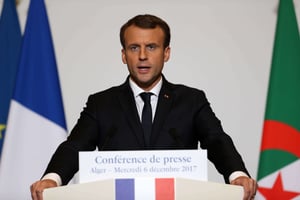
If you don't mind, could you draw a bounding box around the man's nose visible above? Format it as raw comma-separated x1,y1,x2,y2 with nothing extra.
139,47,147,61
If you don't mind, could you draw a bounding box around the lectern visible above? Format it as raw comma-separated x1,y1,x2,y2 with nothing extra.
44,150,243,199
43,178,243,200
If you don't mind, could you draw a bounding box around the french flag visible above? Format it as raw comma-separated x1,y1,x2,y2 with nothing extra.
115,178,175,200
0,0,67,199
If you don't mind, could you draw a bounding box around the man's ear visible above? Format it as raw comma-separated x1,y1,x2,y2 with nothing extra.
121,49,127,64
164,46,171,62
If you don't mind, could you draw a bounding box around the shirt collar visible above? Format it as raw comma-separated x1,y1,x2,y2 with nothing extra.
129,77,162,98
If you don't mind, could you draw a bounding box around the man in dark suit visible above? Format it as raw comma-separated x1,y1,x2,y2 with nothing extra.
31,14,257,200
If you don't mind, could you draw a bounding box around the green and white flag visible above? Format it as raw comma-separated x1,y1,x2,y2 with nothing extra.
256,0,300,199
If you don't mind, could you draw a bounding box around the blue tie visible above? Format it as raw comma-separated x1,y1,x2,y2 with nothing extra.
140,92,153,146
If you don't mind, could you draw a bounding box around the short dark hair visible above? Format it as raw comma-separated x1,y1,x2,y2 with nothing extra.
120,14,171,49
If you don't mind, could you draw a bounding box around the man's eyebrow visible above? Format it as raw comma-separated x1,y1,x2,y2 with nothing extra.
126,43,140,48
146,43,158,46
126,42,160,48
128,43,140,46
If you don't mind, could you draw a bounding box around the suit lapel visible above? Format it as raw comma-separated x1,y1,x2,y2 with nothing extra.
151,79,174,144
118,80,145,146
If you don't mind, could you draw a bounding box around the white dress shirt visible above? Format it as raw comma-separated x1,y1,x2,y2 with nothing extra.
129,77,162,121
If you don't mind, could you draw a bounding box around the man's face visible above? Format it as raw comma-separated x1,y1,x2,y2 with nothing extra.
122,25,170,91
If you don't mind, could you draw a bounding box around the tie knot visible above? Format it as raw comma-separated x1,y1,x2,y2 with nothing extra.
140,92,152,103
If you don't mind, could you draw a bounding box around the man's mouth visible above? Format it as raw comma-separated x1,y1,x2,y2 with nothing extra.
137,66,151,73
138,66,150,69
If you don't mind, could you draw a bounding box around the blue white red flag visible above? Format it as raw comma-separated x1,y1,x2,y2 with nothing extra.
0,0,67,199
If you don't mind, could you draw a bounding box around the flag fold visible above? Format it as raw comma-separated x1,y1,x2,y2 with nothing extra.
0,0,22,158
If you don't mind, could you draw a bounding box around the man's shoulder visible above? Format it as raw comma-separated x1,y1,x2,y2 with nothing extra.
88,81,129,100
164,80,205,96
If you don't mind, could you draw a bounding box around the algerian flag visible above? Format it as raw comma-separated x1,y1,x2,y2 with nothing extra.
256,0,300,199
0,0,67,199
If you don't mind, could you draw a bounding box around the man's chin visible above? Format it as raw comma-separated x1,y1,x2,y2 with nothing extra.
131,74,161,90
134,79,154,90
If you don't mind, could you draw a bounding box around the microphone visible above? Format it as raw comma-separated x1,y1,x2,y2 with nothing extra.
100,126,117,150
168,128,185,149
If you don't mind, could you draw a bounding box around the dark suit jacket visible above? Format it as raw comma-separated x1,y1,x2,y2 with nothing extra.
45,76,248,185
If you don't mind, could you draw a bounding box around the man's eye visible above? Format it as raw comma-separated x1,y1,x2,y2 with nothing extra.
147,45,156,51
130,46,139,51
